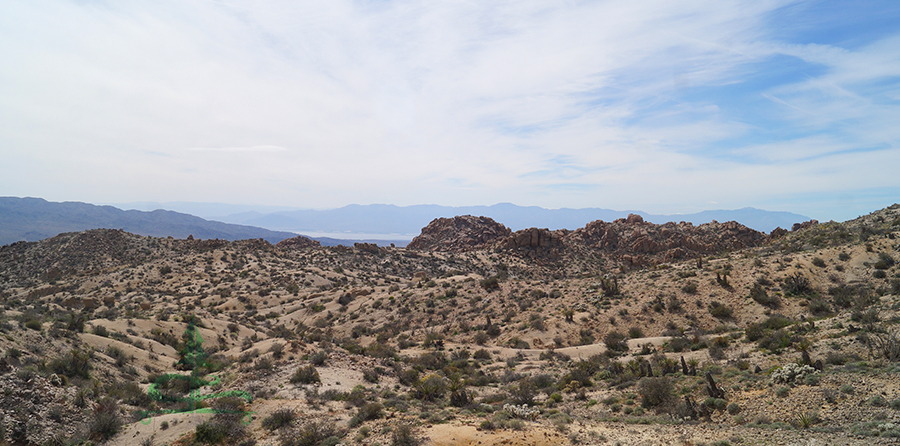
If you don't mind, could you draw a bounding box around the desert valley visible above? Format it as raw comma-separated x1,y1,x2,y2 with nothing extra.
0,206,899,446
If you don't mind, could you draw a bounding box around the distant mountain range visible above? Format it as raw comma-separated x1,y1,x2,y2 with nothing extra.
3,197,812,247
0,197,301,246
203,203,810,235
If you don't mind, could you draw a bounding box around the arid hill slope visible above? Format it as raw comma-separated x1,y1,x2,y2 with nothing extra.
0,205,897,445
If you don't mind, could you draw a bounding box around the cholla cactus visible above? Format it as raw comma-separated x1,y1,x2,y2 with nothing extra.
771,363,818,384
503,403,539,420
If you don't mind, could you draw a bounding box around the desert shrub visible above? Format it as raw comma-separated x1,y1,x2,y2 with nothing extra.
775,386,790,398
811,257,826,268
349,402,383,427
628,327,644,339
88,398,122,442
93,325,109,337
280,419,339,446
194,422,227,444
604,331,628,352
506,337,530,349
507,378,538,406
391,424,422,446
480,277,500,292
666,336,691,353
829,285,858,308
873,270,887,279
784,273,813,296
49,349,92,380
707,345,726,361
708,302,733,319
874,252,895,269
727,402,741,415
749,284,780,308
24,319,41,331
757,329,799,353
681,281,698,294
262,408,297,431
807,298,832,316
415,374,447,401
290,365,320,384
867,330,900,362
638,376,674,409
309,350,328,366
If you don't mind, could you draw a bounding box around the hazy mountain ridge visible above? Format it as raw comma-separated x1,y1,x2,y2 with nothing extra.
4,197,810,248
207,202,809,234
0,197,299,245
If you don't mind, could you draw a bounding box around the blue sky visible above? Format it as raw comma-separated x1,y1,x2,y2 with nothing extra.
1,0,898,222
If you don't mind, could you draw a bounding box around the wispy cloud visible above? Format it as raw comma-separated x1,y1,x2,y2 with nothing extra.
0,0,898,220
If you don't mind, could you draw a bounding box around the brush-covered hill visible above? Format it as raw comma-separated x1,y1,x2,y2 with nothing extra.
0,205,897,445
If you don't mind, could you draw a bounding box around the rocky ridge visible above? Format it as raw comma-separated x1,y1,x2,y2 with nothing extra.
409,213,772,268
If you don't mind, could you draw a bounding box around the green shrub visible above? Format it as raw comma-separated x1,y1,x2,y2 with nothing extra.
24,320,41,331
708,302,733,319
290,365,320,384
811,257,826,268
480,277,500,292
681,282,698,294
775,387,790,398
49,349,92,379
749,284,780,308
637,376,674,408
507,378,537,406
727,402,741,415
604,331,628,352
194,421,227,444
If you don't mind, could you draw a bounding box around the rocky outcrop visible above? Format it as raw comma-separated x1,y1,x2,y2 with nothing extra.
564,216,766,267
406,213,766,267
791,220,819,232
407,216,512,252
275,235,321,249
495,227,568,261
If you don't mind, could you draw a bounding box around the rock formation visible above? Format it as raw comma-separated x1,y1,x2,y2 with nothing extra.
406,216,512,251
275,235,321,249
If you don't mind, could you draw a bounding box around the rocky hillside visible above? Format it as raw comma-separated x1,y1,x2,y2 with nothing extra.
0,205,897,446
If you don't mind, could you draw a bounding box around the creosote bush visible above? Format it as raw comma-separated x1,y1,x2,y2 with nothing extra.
262,408,297,431
637,376,674,409
290,365,321,384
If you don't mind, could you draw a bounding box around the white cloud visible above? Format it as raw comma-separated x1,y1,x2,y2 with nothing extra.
0,0,898,221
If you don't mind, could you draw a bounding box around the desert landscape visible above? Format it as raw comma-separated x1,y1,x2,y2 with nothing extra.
0,205,898,446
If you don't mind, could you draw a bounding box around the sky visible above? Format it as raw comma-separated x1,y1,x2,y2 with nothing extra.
1,0,899,222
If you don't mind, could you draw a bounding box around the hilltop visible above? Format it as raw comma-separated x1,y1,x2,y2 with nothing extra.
0,205,897,445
